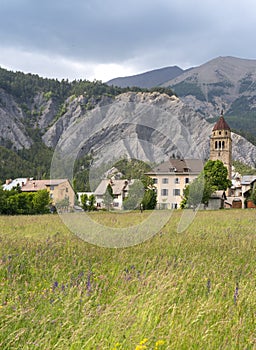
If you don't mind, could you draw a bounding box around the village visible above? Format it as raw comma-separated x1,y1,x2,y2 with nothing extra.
2,113,256,211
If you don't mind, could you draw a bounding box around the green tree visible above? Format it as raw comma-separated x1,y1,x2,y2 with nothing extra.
103,183,114,210
123,180,144,210
32,189,50,214
88,194,96,211
204,159,232,191
80,193,88,211
182,160,232,208
141,188,157,210
181,174,212,208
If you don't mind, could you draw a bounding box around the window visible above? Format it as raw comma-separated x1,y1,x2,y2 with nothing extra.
162,178,168,184
152,178,158,184
185,177,189,184
174,177,180,184
113,202,119,207
219,131,221,135
50,185,55,190
173,189,180,196
215,141,218,149
222,141,225,149
161,189,168,196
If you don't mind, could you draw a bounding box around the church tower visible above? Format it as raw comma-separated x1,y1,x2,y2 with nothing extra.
210,111,232,180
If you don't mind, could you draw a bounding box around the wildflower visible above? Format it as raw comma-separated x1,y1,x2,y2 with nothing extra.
234,282,239,304
207,279,211,294
86,270,92,295
135,338,148,350
155,339,165,349
52,281,58,291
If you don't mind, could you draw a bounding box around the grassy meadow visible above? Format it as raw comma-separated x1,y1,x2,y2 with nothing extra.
0,210,255,349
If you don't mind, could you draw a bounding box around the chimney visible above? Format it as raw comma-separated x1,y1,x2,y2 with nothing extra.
5,179,12,185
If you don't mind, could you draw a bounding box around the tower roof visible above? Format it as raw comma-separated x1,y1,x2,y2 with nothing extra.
213,112,230,131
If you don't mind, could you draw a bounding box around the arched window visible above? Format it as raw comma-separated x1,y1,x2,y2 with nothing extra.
222,141,225,149
215,141,218,149
219,141,221,149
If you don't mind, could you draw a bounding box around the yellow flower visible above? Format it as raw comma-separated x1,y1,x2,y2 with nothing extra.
155,339,165,349
140,338,148,345
135,346,147,350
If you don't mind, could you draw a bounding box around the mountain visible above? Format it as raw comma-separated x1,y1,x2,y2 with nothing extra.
47,92,256,171
162,56,256,137
0,60,256,187
107,66,184,88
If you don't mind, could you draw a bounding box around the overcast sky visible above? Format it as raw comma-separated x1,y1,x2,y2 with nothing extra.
0,0,256,82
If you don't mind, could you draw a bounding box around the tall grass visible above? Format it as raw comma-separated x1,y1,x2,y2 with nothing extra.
0,210,255,349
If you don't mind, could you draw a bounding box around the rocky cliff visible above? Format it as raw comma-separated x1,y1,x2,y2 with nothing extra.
46,92,256,168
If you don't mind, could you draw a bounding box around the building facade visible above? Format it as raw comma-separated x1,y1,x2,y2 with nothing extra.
209,111,232,180
146,159,203,209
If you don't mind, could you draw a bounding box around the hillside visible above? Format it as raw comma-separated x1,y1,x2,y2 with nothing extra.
107,66,184,88
0,61,256,187
161,56,256,136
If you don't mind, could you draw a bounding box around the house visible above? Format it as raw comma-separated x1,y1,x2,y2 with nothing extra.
146,158,203,209
94,178,134,210
241,175,256,208
21,179,75,209
3,178,30,190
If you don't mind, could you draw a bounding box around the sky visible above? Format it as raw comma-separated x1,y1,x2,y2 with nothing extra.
0,0,256,82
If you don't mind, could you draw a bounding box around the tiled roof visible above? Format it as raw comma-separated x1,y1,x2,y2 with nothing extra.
147,158,203,174
3,178,29,190
94,179,134,195
241,175,256,185
21,179,68,192
212,115,231,131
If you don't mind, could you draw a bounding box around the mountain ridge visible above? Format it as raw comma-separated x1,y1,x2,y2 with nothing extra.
0,57,256,184
107,66,184,88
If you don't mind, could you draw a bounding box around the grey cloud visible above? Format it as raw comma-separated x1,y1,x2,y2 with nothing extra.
0,0,256,79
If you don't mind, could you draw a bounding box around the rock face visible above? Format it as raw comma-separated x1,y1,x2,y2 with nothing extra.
162,56,256,121
0,89,32,149
47,92,256,168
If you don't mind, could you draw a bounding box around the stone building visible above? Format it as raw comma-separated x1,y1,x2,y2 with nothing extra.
209,110,232,180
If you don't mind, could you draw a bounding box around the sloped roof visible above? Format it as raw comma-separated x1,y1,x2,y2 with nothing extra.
21,179,68,192
94,179,133,195
3,178,29,191
147,158,203,175
212,115,231,131
241,175,256,185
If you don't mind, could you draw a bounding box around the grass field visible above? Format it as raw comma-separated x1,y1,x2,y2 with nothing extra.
0,210,255,349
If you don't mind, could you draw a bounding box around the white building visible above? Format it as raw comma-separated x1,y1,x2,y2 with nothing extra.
146,159,203,209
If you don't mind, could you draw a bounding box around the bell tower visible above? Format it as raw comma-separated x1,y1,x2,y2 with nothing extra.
210,111,232,180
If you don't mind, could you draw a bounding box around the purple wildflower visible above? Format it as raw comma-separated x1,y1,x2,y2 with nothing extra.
207,279,211,294
52,281,58,291
234,283,239,304
86,270,92,295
